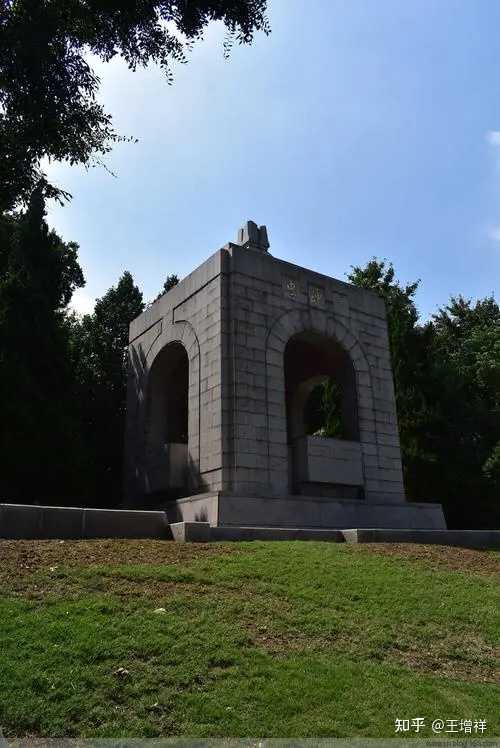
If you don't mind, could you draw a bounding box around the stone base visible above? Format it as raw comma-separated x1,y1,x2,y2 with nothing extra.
168,492,447,530
170,520,211,543
171,521,500,547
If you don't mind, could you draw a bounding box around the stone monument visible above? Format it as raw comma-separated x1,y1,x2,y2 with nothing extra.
124,221,446,531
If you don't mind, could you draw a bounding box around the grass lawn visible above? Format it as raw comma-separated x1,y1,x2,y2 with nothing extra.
0,539,498,738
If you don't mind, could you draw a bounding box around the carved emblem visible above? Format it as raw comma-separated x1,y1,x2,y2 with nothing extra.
285,278,298,299
309,285,323,305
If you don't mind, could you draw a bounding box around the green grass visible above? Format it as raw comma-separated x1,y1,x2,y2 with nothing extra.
0,541,499,738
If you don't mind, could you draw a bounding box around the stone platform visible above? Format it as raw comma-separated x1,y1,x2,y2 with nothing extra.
164,492,447,530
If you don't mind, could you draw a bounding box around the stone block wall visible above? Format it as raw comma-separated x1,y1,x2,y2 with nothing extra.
295,436,364,487
220,243,406,503
125,231,406,507
125,250,228,502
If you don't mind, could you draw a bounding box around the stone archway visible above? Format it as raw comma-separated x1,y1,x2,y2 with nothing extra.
284,331,360,442
266,309,374,496
146,341,189,496
144,320,201,497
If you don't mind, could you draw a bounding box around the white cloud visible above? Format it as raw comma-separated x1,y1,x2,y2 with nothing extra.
70,289,95,316
486,130,500,146
488,225,500,242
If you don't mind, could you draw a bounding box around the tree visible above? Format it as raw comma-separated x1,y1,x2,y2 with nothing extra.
348,260,500,527
305,379,344,439
348,259,433,495
0,1,270,210
0,188,86,502
161,273,179,295
153,273,179,302
73,271,144,504
428,296,500,526
484,442,500,489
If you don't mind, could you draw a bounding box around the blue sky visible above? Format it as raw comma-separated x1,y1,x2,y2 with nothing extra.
45,0,500,318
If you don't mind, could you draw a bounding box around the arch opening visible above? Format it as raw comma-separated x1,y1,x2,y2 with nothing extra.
145,341,189,498
284,331,363,499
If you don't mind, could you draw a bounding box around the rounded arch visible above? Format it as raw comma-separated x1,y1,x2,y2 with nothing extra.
284,332,359,442
265,308,375,495
148,341,189,446
147,320,200,369
143,319,201,496
288,373,329,441
266,308,373,418
266,308,371,378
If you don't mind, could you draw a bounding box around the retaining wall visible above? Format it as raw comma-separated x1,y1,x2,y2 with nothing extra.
0,503,170,539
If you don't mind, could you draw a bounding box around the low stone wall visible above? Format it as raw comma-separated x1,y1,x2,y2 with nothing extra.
294,436,364,487
0,503,170,540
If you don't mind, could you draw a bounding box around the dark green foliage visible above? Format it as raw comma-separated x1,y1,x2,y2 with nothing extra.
153,273,179,302
0,188,85,502
162,273,180,294
0,1,270,210
348,259,431,498
0,194,145,505
484,442,500,487
428,296,500,525
349,260,500,528
72,272,144,504
305,379,344,438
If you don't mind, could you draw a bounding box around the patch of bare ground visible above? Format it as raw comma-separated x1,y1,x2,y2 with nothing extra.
0,537,233,566
248,621,500,683
389,633,500,683
12,573,205,602
249,622,338,654
350,542,500,577
0,538,235,594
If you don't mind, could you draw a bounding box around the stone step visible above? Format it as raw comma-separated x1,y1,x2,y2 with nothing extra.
211,526,345,542
342,528,500,549
170,521,500,547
